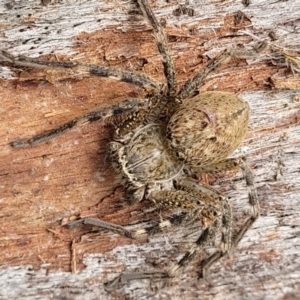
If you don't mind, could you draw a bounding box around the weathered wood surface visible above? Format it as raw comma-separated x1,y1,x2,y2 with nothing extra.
0,0,300,299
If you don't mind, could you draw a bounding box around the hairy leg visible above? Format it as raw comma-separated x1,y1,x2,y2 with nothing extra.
68,181,226,287
11,98,148,148
177,49,232,101
195,158,260,278
103,209,222,291
168,178,231,277
177,40,268,101
0,50,163,93
91,158,259,283
68,211,192,241
231,160,259,244
138,0,176,94
194,157,259,223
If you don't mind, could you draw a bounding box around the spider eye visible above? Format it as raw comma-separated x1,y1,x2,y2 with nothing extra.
200,121,208,129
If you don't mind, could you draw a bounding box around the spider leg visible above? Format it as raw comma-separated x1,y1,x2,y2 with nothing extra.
195,158,260,278
194,157,259,230
104,270,168,292
232,159,259,244
68,218,134,239
67,211,196,245
0,50,163,93
11,98,148,148
103,216,222,291
164,178,230,277
177,49,232,100
68,182,225,288
138,0,176,94
177,40,268,101
68,216,171,290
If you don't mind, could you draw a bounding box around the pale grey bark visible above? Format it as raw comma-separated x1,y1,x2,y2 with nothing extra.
1,0,300,299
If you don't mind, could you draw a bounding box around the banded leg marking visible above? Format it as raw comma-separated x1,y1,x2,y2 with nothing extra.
11,98,147,148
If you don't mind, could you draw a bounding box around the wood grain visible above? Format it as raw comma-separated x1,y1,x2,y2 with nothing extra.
1,0,300,299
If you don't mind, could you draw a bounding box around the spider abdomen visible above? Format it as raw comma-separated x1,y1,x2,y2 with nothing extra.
167,91,250,167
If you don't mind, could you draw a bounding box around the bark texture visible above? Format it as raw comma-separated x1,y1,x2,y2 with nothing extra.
0,0,300,299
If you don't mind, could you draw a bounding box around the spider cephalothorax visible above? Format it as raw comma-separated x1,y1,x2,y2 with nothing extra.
0,0,259,289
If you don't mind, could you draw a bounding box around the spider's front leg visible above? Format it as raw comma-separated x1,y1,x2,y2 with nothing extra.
0,50,163,93
176,42,267,101
177,50,232,101
138,0,176,94
10,98,148,148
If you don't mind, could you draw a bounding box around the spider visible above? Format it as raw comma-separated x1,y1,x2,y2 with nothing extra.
1,0,259,289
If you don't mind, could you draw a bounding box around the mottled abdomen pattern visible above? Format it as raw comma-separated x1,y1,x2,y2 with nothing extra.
167,91,250,166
